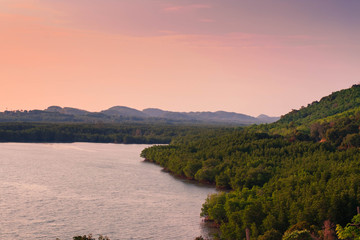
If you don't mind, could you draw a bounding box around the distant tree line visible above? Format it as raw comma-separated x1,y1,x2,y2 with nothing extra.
0,122,231,144
56,234,110,240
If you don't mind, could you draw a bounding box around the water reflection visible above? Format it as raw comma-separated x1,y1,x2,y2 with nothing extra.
0,143,217,240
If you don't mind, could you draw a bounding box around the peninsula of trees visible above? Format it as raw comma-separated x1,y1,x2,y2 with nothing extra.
141,84,360,240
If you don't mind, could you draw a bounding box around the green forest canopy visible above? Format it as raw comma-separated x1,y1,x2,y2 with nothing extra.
141,84,360,240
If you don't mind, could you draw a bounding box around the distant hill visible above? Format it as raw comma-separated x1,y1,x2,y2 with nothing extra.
143,108,191,120
101,106,147,118
142,108,278,124
188,111,257,124
0,106,279,125
46,106,90,115
256,114,280,123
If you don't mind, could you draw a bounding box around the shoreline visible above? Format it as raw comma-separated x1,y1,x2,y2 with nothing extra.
143,158,230,191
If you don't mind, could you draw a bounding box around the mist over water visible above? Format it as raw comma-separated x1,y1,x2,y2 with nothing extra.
0,143,217,240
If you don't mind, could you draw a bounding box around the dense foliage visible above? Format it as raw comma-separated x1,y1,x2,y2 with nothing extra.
336,214,360,240
141,85,360,239
0,122,227,144
142,129,360,239
278,84,360,126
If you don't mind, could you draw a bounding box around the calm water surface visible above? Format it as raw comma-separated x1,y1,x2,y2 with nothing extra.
0,143,217,240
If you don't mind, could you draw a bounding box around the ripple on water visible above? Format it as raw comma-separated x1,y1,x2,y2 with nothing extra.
0,143,217,240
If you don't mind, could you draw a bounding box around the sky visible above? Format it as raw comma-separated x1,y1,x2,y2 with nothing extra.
1,0,360,116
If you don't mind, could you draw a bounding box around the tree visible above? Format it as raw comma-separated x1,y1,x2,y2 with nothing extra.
57,234,110,240
258,229,282,240
282,230,312,240
336,214,360,240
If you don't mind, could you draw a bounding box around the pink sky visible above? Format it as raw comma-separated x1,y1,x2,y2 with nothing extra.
1,0,359,116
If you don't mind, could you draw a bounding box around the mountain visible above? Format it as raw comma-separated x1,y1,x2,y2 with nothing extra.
256,114,280,123
45,106,90,115
142,108,168,118
143,108,272,124
143,108,191,121
101,106,147,118
187,111,259,124
0,106,279,125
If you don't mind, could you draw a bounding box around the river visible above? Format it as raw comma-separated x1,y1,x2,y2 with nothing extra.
0,143,217,240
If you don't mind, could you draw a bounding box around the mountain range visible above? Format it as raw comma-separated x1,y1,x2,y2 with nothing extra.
0,106,279,125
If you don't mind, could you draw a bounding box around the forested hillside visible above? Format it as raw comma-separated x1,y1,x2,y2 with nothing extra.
141,85,360,240
279,84,360,125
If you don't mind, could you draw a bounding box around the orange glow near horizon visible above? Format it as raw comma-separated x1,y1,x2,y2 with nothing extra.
1,0,359,116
